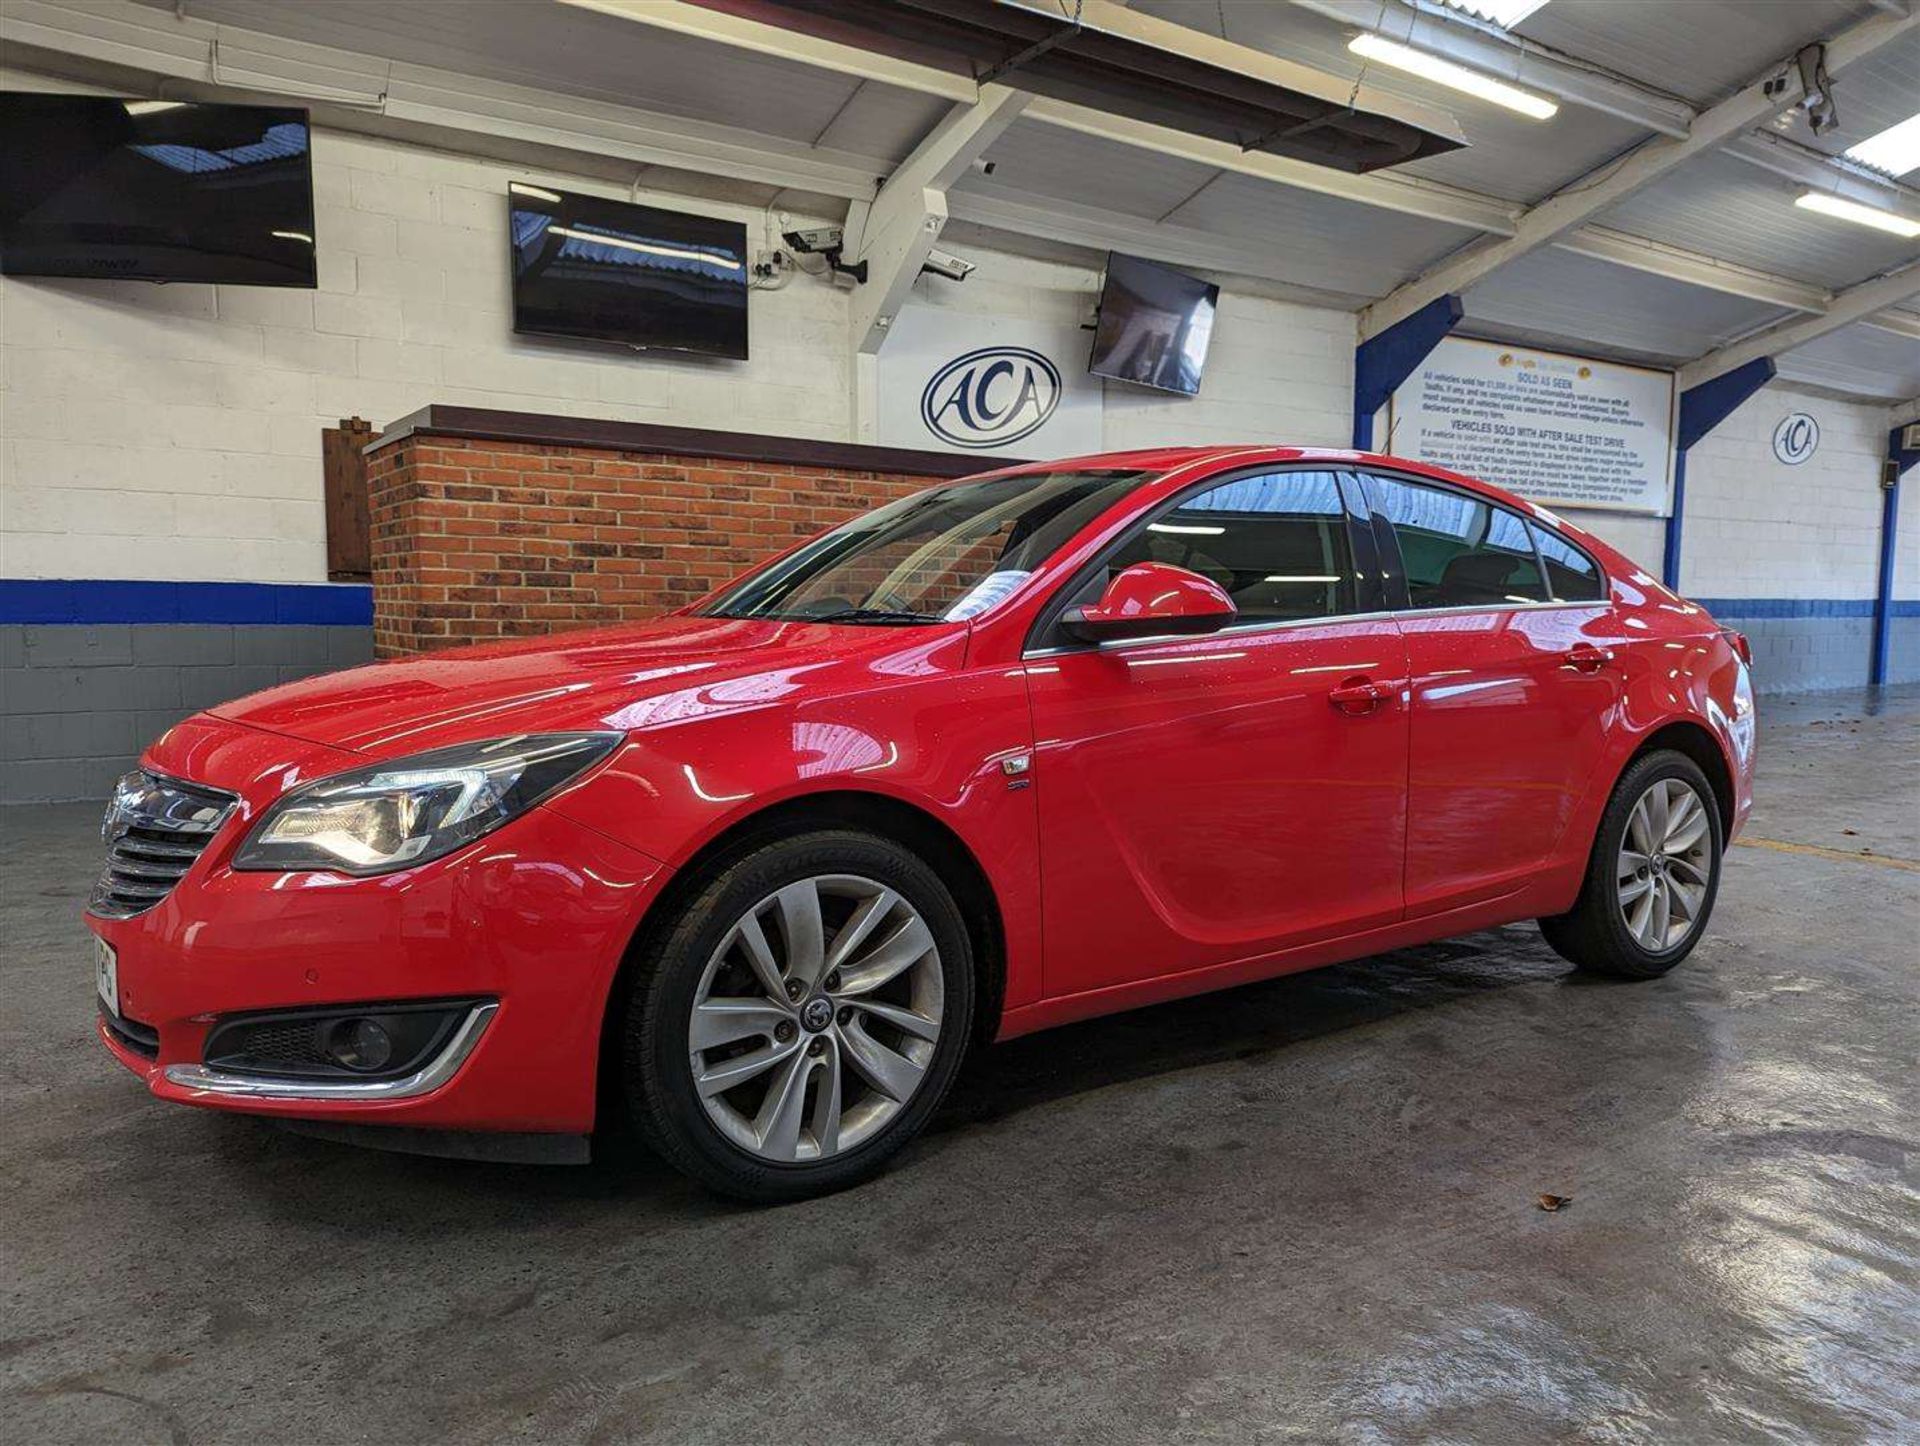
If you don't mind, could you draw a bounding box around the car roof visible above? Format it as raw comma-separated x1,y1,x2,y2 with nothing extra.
956,445,1627,566
968,445,1537,511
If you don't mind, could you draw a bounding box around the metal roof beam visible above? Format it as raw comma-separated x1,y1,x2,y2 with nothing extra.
1359,4,1920,339
1867,310,1920,342
848,85,1030,354
1724,132,1920,220
1679,262,1920,389
1553,228,1831,314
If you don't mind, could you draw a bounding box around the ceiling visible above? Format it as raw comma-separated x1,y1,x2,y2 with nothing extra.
29,0,1920,400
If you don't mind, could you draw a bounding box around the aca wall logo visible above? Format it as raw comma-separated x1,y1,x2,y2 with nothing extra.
1772,411,1819,466
920,346,1061,449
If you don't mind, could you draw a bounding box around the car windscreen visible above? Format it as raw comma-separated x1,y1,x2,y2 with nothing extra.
698,469,1152,624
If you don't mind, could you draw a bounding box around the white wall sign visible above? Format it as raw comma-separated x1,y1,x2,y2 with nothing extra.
1388,337,1677,515
877,306,1103,458
1772,411,1819,465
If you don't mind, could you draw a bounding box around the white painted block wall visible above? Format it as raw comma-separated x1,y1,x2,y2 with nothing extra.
1,123,1361,585
1,127,856,583
0,120,1903,606
1680,387,1894,601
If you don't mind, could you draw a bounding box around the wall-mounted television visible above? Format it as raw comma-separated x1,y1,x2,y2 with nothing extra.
0,94,316,288
508,183,749,360
1087,252,1219,396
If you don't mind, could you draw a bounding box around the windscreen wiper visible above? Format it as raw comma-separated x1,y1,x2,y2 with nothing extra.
803,607,945,625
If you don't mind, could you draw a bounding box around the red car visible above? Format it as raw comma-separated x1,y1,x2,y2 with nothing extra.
88,447,1756,1201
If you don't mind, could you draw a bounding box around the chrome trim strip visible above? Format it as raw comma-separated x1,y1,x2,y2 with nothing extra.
1021,600,1606,659
162,1003,499,1101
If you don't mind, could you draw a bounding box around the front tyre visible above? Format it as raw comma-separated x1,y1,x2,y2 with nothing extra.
1539,749,1723,980
622,829,974,1203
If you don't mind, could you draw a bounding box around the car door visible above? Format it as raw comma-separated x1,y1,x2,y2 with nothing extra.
1357,470,1626,918
1022,467,1410,999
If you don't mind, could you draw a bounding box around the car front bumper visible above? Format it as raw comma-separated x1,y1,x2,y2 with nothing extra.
87,715,667,1138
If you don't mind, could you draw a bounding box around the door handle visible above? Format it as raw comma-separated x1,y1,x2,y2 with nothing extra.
1562,644,1615,673
1328,676,1395,715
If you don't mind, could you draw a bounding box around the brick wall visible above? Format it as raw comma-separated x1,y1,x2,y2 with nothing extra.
367,432,955,656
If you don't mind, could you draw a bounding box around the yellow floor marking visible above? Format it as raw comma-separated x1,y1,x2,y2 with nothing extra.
1735,836,1920,873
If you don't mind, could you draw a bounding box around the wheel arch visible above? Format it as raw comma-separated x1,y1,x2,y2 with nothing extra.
593,789,1008,1129
1626,718,1737,832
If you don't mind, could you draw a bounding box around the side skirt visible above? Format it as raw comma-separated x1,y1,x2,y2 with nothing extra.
995,890,1554,1041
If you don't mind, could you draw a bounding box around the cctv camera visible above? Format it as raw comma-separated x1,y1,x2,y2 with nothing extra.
782,226,845,255
920,247,975,282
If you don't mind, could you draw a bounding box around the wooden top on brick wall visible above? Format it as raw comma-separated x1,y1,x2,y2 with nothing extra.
368,405,1026,479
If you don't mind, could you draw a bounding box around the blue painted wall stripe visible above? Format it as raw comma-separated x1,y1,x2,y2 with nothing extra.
4,579,1911,629
1,579,373,626
1694,597,1920,620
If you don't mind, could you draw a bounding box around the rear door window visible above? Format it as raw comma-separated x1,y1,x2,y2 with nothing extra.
1366,474,1548,610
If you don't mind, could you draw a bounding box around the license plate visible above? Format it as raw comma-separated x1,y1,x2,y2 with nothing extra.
94,937,119,1017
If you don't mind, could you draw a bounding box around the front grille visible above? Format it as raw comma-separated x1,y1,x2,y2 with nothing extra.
100,1006,160,1059
89,771,238,919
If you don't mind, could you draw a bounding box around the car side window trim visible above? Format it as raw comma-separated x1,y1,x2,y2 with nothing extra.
1022,461,1381,655
1351,466,1610,613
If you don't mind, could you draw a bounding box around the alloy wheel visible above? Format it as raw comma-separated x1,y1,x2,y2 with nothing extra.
1616,778,1713,953
688,873,943,1163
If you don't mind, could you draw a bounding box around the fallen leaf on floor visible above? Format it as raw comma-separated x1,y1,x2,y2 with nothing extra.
1537,1193,1573,1212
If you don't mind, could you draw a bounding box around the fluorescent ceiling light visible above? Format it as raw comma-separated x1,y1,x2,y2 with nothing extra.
1843,112,1920,178
1148,522,1224,536
1794,191,1920,238
1436,0,1552,28
509,183,564,204
1348,33,1559,120
122,100,185,115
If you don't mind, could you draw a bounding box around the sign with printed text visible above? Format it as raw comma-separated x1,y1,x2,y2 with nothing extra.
876,306,1104,459
1388,337,1676,516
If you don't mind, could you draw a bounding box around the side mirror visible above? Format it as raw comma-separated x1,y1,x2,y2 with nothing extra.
1063,561,1238,643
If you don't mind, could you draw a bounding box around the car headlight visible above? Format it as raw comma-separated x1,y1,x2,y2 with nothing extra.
232,733,621,876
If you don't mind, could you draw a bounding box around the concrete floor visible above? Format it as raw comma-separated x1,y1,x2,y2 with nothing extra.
4,689,1916,1445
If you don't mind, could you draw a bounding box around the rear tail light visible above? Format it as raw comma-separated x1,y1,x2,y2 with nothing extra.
1720,627,1752,666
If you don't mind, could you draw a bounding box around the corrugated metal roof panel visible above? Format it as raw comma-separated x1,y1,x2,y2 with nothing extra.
1598,151,1920,290
960,118,1226,221
1169,170,1480,291
127,0,898,154
1775,320,1920,398
1516,0,1867,108
1463,248,1791,363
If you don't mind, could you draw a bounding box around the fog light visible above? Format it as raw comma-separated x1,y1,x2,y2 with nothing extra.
326,1017,394,1073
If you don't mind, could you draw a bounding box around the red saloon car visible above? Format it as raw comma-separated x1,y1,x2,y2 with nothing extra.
88,447,1755,1201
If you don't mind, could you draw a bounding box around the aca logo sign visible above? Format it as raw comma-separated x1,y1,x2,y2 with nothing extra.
1772,412,1819,466
920,346,1061,449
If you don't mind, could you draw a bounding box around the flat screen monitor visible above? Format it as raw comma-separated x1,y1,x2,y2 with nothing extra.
508,183,749,360
1087,251,1219,396
0,94,316,288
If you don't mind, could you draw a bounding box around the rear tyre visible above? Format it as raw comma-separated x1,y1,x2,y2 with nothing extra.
1538,749,1723,980
621,829,974,1203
